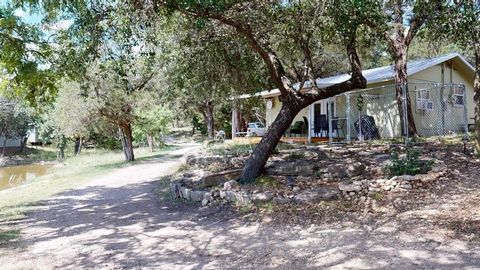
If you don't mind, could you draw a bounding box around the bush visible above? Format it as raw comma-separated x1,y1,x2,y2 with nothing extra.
384,146,433,176
208,143,255,157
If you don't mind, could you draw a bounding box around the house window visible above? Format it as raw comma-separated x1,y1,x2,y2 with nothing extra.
416,90,433,111
453,85,465,106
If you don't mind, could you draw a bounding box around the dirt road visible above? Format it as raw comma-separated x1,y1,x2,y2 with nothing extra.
1,143,479,269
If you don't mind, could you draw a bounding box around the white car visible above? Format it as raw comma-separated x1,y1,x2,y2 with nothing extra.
247,122,266,137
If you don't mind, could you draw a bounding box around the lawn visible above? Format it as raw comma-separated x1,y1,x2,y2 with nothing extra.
0,145,176,245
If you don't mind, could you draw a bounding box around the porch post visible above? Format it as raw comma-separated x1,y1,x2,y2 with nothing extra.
232,107,237,139
328,97,333,144
346,93,351,143
308,103,312,144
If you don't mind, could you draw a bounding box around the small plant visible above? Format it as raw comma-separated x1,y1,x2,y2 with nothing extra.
371,191,384,200
383,146,433,176
255,201,275,213
254,175,278,188
285,151,305,160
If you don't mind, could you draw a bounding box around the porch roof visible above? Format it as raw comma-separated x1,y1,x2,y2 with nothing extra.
236,53,474,99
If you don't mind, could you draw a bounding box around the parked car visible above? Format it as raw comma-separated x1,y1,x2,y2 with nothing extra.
246,122,266,137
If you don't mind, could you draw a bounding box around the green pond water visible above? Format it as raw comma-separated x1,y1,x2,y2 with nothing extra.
0,164,53,191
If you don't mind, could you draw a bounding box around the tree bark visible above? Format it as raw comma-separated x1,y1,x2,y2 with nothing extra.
240,102,301,183
74,137,83,155
393,46,418,136
202,101,215,140
474,42,480,154
147,133,154,152
2,138,7,156
57,135,66,161
19,136,28,154
119,124,135,162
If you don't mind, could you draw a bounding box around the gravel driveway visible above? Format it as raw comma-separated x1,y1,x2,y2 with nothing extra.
0,143,479,270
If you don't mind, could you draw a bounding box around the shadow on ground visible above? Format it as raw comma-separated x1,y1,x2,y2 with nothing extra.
1,177,477,270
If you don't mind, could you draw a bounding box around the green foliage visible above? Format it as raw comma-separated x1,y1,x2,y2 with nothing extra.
207,143,254,157
254,175,278,188
0,229,20,245
384,146,433,176
133,106,173,146
50,79,95,139
0,4,58,106
0,97,32,145
371,191,384,201
285,152,306,161
191,116,207,136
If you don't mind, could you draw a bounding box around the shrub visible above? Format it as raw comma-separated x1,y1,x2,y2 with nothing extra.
207,143,254,157
284,151,305,161
384,146,433,176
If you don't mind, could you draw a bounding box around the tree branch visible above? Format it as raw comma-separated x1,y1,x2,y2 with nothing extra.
155,1,294,97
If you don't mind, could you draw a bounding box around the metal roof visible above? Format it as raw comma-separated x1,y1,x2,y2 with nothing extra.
245,53,474,99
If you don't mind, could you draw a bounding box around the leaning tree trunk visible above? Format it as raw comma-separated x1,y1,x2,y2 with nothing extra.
240,102,301,183
119,124,135,162
202,102,215,140
394,46,418,137
474,43,480,154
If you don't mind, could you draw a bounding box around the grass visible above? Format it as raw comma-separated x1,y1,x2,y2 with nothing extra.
0,229,20,246
0,145,176,240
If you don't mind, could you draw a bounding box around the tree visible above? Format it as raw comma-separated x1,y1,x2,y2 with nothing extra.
361,0,444,136
50,79,96,155
0,3,61,106
134,106,173,152
162,17,266,140
0,97,32,155
84,57,160,162
438,1,480,153
134,0,367,182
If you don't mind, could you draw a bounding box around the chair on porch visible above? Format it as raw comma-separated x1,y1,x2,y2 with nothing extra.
290,121,305,137
331,117,346,138
314,114,328,137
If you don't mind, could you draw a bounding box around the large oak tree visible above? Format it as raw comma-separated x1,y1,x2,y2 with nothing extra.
134,0,368,182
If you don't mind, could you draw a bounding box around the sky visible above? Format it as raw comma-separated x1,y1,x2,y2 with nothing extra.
13,8,43,24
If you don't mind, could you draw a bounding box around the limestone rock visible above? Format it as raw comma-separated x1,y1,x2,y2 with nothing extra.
294,188,339,204
191,191,205,202
234,192,252,206
201,198,209,206
197,169,242,188
266,160,317,176
346,162,366,177
203,192,213,202
273,197,291,205
224,180,240,190
252,191,274,202
180,187,192,200
338,183,362,192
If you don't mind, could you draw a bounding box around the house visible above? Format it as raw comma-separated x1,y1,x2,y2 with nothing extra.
0,136,22,155
233,53,475,143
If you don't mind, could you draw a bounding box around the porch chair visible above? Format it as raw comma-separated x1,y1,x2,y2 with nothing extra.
290,121,305,137
331,118,345,138
314,115,328,137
